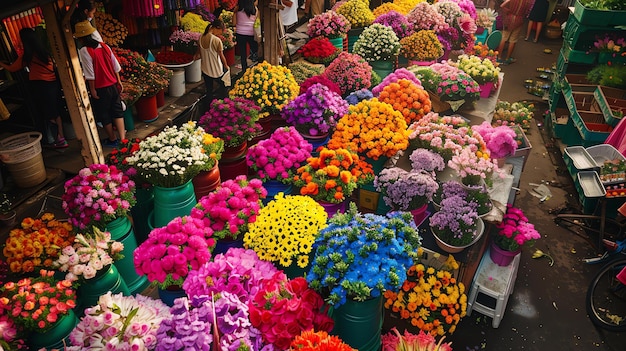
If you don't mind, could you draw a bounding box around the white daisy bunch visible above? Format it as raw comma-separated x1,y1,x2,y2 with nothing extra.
352,23,401,62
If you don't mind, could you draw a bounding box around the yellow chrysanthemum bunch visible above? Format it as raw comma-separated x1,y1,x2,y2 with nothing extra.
336,0,375,28
383,256,467,337
181,12,209,33
244,193,328,268
451,54,501,85
230,61,300,116
327,98,411,160
372,2,402,17
94,11,128,47
400,30,444,61
392,0,427,15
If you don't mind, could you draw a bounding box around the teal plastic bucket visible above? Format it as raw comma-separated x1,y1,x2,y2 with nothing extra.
107,216,150,294
369,60,394,80
28,309,78,351
331,296,383,351
153,180,197,228
329,36,344,51
158,286,188,307
75,265,130,316
123,106,135,131
130,186,154,245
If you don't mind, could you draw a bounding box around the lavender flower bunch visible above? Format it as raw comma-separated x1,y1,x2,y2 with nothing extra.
429,194,479,246
409,148,445,176
345,88,373,105
281,83,349,136
375,167,439,211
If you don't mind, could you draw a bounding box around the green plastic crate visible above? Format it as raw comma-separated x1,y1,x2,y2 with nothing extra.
561,43,597,64
573,0,626,26
594,86,626,127
571,111,612,146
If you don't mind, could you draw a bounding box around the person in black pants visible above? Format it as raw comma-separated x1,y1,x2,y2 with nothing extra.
233,0,259,73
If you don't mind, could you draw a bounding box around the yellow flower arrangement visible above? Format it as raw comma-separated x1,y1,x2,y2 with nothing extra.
383,250,467,337
393,0,426,14
372,2,403,17
336,0,375,28
244,193,328,268
3,213,74,274
327,98,411,160
451,54,500,85
181,12,209,33
230,61,300,116
400,30,444,61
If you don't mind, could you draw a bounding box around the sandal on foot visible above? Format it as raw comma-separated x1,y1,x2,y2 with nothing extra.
53,138,69,149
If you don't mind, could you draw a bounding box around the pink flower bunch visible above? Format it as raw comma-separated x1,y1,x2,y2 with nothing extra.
133,216,214,288
436,69,480,102
322,52,372,96
282,83,349,136
0,314,25,351
494,204,541,252
300,75,342,95
447,147,496,183
198,97,262,147
182,248,279,302
446,0,477,19
434,1,476,51
62,164,136,231
249,273,334,350
382,328,453,351
190,175,267,240
246,126,313,183
471,121,518,159
409,112,484,160
406,2,449,32
306,11,351,39
372,68,423,96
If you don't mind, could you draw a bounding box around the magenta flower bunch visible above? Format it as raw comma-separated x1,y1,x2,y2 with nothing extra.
494,204,541,252
190,175,267,240
306,10,351,39
431,62,480,102
300,75,342,95
447,0,477,19
0,314,25,351
374,167,439,211
374,10,413,39
133,216,214,288
62,163,136,231
406,2,449,32
198,97,262,147
169,29,201,55
322,52,372,96
471,121,518,159
372,68,423,96
246,126,313,183
182,248,279,302
593,34,626,53
281,83,349,136
434,1,476,52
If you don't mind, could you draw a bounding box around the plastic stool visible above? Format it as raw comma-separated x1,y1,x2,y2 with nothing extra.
467,248,520,328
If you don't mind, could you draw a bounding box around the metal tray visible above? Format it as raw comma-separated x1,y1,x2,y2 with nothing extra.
564,146,597,170
577,171,606,198
586,144,625,166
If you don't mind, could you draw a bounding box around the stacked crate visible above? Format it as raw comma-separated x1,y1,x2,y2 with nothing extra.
546,1,626,147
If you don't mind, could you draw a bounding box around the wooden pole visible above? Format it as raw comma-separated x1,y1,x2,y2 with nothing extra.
41,1,103,166
261,0,283,66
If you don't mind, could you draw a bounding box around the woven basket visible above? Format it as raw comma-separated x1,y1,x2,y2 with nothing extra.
427,91,451,113
0,132,46,188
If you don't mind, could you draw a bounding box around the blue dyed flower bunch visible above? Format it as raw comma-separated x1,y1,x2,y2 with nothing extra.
307,203,421,308
344,88,373,105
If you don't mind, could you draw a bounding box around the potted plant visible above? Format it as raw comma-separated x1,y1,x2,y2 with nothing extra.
291,330,355,351
434,180,492,217
491,204,541,266
215,26,236,50
353,23,401,63
0,193,16,227
372,68,423,96
345,88,374,105
471,121,518,161
3,213,74,274
62,164,137,231
429,62,481,105
249,274,334,349
299,37,341,65
476,7,497,32
377,79,432,125
306,11,351,39
244,193,328,275
406,2,449,33
428,193,482,253
322,52,372,96
399,30,444,62
281,83,349,137
198,97,261,149
408,113,481,161
67,292,170,350
327,98,410,160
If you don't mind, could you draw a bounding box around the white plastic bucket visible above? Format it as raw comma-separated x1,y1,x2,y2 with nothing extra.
169,70,186,97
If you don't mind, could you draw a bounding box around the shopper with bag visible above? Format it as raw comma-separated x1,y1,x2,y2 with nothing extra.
197,19,230,103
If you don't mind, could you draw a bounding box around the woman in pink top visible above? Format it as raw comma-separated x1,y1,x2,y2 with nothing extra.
233,0,258,73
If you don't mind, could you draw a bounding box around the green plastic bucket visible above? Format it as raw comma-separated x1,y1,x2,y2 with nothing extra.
331,296,383,351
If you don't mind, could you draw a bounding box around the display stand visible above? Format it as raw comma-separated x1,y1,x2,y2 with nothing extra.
458,73,505,125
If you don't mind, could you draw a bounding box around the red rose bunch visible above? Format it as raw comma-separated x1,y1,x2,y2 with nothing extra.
299,37,340,64
154,51,194,65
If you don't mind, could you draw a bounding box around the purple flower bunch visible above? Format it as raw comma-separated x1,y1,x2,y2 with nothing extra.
182,248,279,302
372,68,423,96
374,11,413,39
433,180,492,216
322,52,372,96
198,98,262,147
409,148,445,175
306,10,351,39
300,75,342,96
246,127,313,183
406,2,449,32
375,167,439,211
345,88,373,105
429,193,479,246
471,121,518,159
434,1,476,51
156,293,270,351
282,83,349,136
190,175,267,240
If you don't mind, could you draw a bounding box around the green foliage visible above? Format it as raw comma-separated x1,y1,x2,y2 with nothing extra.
587,65,626,88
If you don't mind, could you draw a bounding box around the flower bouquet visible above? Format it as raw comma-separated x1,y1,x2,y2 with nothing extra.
244,193,328,269
378,79,431,124
120,81,143,106
230,61,300,116
476,8,497,32
3,213,74,274
382,328,453,351
155,51,195,65
246,126,313,183
288,61,325,84
300,75,342,95
67,292,170,350
0,270,76,333
374,167,439,211
133,215,215,288
306,10,351,39
62,164,137,230
448,147,497,186
169,30,201,56
374,10,413,39
410,148,447,175
406,2,449,34
53,228,124,282
299,37,341,65
126,121,224,188
345,88,373,105
181,12,209,33
468,43,499,65
400,30,444,62
293,147,374,203
433,180,492,217
492,100,534,130
190,175,266,240
471,121,518,159
336,0,375,28
282,83,349,136
372,68,423,96
593,34,626,54
249,274,334,349
327,98,410,160
198,97,261,148
452,54,500,85
494,204,541,252
156,293,267,351
307,203,421,307
353,23,401,62
322,52,372,96
0,314,25,351
216,27,236,50
292,330,355,351
434,1,476,52
428,192,480,248
383,255,466,336
430,62,480,103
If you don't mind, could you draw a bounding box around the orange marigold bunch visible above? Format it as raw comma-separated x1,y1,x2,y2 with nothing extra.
327,98,411,160
291,330,356,351
293,147,374,203
378,79,432,125
3,213,74,274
